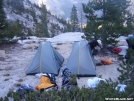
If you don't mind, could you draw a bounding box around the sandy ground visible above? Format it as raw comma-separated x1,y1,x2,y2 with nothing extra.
0,41,124,98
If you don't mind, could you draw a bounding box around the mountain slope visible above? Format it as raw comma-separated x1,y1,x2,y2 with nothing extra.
29,0,89,19
3,0,68,38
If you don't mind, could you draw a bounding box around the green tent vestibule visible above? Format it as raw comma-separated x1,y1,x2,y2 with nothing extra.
26,41,64,75
66,40,96,77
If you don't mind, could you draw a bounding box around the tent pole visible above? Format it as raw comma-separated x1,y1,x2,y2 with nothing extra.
78,42,81,74
40,42,45,73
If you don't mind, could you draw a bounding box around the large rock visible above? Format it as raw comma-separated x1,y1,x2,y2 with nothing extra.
51,42,61,49
0,50,6,61
18,39,39,44
22,40,39,44
22,43,38,49
38,38,47,42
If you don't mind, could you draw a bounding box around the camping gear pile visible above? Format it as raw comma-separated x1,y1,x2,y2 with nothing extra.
17,69,78,98
17,73,58,98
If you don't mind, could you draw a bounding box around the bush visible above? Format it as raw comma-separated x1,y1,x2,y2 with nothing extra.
0,78,134,101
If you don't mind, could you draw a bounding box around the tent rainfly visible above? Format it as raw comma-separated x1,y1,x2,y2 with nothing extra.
26,41,64,75
66,40,96,77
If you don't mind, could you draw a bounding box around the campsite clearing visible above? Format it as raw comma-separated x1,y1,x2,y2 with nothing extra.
0,42,121,97
0,32,126,97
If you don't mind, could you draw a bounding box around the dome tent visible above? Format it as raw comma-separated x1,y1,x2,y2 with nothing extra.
66,40,96,77
26,41,64,75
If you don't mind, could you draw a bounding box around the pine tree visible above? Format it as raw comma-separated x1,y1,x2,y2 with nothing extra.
40,4,49,37
50,23,56,37
117,48,134,98
5,22,23,39
66,21,72,32
0,0,6,38
118,48,134,84
126,12,134,33
82,3,100,40
36,4,49,37
70,5,79,32
83,0,132,46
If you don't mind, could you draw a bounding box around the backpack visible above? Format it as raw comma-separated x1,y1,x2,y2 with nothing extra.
17,84,34,99
62,68,71,85
46,73,56,84
62,68,77,90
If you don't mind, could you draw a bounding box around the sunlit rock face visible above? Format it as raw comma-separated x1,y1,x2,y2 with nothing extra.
29,0,89,19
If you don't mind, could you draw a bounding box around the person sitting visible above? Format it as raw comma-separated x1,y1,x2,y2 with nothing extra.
125,35,134,63
88,40,102,55
126,35,134,50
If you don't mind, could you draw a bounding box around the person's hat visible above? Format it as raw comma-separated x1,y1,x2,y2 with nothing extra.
97,40,102,48
97,40,102,45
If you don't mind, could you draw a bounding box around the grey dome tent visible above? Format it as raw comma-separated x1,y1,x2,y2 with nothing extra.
66,40,96,77
26,41,64,75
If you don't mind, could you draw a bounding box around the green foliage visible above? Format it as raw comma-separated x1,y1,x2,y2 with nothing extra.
83,0,133,46
40,4,49,37
0,21,23,43
15,83,21,87
6,22,23,37
68,74,77,85
35,23,49,37
70,5,79,32
117,61,132,84
0,0,6,34
18,79,23,82
27,29,33,36
53,17,70,34
4,79,9,81
35,4,49,37
66,22,72,32
118,48,134,84
57,17,67,25
50,23,56,37
3,74,10,76
117,46,134,98
1,79,134,101
4,0,70,39
0,0,25,43
26,8,37,23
